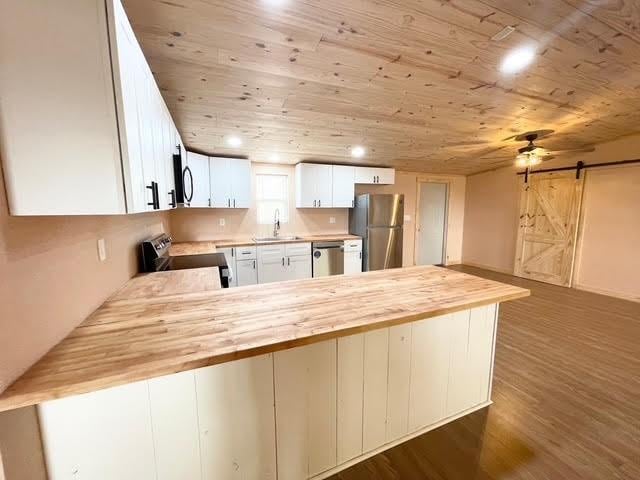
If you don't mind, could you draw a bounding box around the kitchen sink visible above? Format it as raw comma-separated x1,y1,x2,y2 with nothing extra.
253,236,303,242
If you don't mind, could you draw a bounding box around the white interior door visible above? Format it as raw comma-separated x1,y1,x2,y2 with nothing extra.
416,182,448,266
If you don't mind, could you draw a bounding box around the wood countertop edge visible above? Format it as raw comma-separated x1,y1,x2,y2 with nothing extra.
0,288,529,412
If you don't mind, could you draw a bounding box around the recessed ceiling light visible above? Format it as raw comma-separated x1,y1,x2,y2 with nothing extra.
268,153,280,162
500,45,536,74
225,135,242,148
262,0,288,6
351,146,366,158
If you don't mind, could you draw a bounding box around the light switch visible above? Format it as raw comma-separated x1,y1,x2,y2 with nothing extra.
329,217,336,224
219,218,226,227
97,238,107,262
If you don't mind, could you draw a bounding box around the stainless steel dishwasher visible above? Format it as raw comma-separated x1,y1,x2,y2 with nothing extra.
312,241,344,277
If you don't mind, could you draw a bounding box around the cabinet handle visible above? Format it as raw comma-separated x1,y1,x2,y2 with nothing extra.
318,199,321,207
231,248,235,257
169,189,177,208
183,167,193,203
233,198,236,208
352,199,354,207
313,200,316,207
208,198,211,207
146,181,159,209
228,198,231,208
253,260,256,269
282,257,285,266
287,257,290,266
359,251,362,259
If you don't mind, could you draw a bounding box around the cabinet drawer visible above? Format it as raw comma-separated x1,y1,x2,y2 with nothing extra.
258,244,285,259
235,245,257,259
285,242,311,257
343,239,362,252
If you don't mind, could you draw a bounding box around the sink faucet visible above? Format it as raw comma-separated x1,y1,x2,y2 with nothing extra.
273,208,280,237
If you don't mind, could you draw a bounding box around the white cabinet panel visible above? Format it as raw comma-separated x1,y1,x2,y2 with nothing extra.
38,381,156,480
408,314,452,431
217,247,238,287
148,371,202,480
210,156,231,208
275,340,337,480
236,258,258,286
196,355,276,480
285,242,312,257
332,165,356,208
354,167,395,185
344,251,362,275
362,329,389,452
295,163,332,208
257,244,286,284
386,323,412,442
337,334,364,464
446,305,497,416
287,254,312,280
188,152,211,207
230,158,252,208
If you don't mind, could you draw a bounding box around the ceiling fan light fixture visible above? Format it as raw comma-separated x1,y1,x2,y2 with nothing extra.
515,152,542,168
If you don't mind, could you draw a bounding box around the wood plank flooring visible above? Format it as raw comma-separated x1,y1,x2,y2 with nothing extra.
329,266,640,480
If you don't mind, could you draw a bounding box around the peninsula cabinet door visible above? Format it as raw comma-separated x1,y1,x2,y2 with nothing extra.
274,340,338,479
38,381,157,480
195,354,277,480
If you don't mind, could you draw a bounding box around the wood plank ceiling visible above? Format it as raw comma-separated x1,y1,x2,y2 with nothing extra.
123,0,640,174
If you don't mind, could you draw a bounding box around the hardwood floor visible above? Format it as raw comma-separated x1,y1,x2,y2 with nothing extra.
329,266,640,480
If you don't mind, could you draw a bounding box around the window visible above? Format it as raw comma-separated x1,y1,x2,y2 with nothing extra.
256,174,289,225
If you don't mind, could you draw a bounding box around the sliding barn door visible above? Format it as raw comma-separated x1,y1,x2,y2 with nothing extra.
514,171,584,286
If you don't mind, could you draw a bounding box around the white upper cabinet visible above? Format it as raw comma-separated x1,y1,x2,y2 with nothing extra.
354,166,395,185
187,152,211,208
295,164,332,208
332,165,356,208
210,157,251,208
0,0,182,215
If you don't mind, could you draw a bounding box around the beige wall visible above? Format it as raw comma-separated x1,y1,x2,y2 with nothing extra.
356,171,466,267
170,163,349,241
0,165,168,395
462,134,640,301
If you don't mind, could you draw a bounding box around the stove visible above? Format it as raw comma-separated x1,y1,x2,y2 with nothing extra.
140,234,231,288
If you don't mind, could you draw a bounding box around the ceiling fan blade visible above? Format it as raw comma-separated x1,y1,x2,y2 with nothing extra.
547,146,595,155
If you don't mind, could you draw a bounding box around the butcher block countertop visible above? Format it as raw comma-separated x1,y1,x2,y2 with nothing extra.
169,234,361,256
0,266,529,412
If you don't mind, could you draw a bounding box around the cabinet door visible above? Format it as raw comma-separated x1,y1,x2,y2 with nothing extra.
332,165,355,208
344,251,362,275
187,152,210,207
446,304,497,416
230,158,252,208
286,254,312,280
386,324,412,442
275,340,337,480
373,168,395,185
408,314,452,431
195,355,277,480
337,334,364,464
257,245,286,284
217,247,238,287
236,258,258,287
148,371,202,480
362,329,389,452
38,381,157,480
354,167,377,184
295,163,317,208
210,156,231,208
315,164,333,208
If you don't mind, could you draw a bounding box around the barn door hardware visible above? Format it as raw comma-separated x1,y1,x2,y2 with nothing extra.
517,158,640,182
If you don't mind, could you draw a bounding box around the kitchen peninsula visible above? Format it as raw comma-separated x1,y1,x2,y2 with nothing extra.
0,266,528,480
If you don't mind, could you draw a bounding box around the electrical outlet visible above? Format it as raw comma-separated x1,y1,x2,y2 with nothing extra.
329,216,336,224
97,238,107,262
219,218,226,227
404,214,411,222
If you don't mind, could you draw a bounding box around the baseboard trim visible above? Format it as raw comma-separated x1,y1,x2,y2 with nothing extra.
311,400,493,480
459,261,513,275
573,283,639,303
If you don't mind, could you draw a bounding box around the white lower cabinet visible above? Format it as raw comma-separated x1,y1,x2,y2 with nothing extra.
343,239,363,275
195,355,277,480
236,258,258,286
257,243,312,284
37,305,498,480
275,340,337,480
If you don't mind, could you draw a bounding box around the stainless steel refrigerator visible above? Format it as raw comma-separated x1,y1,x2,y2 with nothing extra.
349,194,404,271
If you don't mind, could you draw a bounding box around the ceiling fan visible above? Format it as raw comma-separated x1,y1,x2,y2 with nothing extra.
510,130,595,168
